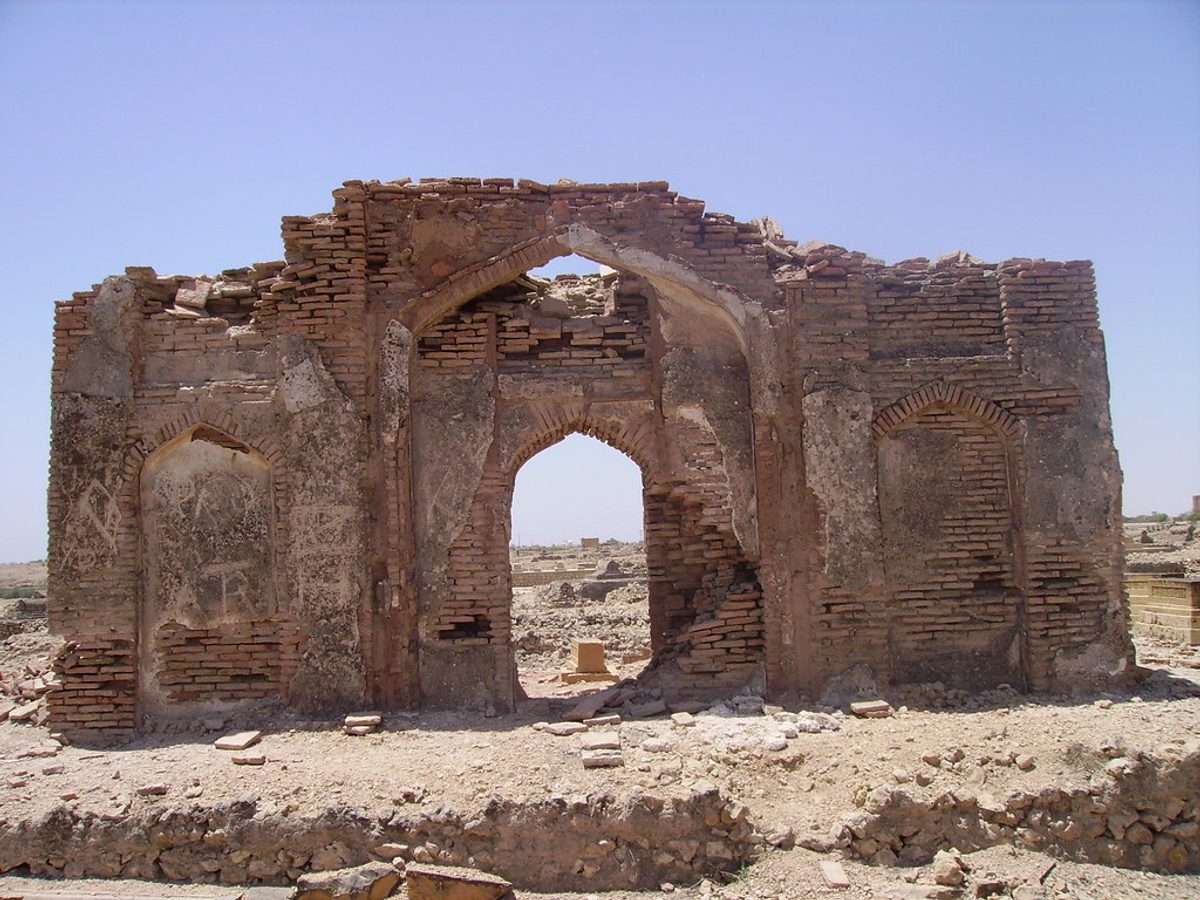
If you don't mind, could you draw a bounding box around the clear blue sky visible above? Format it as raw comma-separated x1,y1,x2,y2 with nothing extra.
1,0,1197,561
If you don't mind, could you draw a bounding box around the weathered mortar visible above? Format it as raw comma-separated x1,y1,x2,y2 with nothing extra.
46,178,1134,734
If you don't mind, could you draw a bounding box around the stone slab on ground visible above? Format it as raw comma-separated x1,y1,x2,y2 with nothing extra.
404,863,513,900
820,859,850,888
580,731,620,751
214,730,262,751
582,750,624,768
583,714,621,727
849,700,894,718
294,860,401,899
562,688,618,721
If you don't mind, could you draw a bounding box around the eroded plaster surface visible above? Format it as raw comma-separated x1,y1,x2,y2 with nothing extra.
45,179,1134,734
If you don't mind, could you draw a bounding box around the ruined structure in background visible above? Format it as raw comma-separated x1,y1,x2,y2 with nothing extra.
47,178,1134,735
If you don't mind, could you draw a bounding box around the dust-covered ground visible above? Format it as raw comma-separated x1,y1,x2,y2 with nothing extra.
2,550,1199,898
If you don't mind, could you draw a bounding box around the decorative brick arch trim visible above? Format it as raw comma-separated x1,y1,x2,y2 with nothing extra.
504,405,657,479
121,403,283,480
872,384,1019,440
400,224,752,344
116,405,289,556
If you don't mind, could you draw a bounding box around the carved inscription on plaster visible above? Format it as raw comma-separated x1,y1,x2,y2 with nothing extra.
141,435,274,628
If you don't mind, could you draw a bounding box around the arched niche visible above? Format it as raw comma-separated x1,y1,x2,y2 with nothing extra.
138,424,281,716
875,393,1025,690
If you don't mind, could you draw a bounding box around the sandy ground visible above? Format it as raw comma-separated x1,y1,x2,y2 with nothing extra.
0,560,46,590
2,549,1200,897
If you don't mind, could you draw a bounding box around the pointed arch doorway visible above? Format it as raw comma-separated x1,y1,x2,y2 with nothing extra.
510,433,652,698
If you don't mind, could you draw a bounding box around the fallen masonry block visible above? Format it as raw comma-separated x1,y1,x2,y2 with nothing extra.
8,700,40,722
543,721,587,736
849,700,894,718
136,783,169,796
344,724,377,736
583,713,621,727
671,711,697,727
820,859,850,888
232,753,266,766
563,687,619,722
345,713,383,728
405,862,514,900
214,730,262,751
295,859,402,900
581,731,620,751
582,750,625,768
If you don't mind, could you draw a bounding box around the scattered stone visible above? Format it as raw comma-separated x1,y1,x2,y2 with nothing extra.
1015,753,1036,771
884,886,957,900
41,764,65,775
582,750,624,768
184,785,204,798
8,700,40,722
544,722,587,736
58,792,78,801
345,713,383,727
17,741,60,759
563,688,618,722
850,699,894,718
642,737,675,753
136,783,169,796
931,848,965,886
762,735,788,752
214,730,262,751
233,753,266,766
295,860,402,900
583,714,621,727
581,731,620,751
344,725,377,736
819,859,850,888
670,711,696,727
976,879,1011,898
404,863,514,900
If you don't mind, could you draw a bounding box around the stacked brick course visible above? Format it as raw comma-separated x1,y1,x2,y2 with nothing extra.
46,179,1133,734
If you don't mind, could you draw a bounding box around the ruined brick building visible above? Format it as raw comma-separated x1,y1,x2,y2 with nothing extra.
47,179,1134,734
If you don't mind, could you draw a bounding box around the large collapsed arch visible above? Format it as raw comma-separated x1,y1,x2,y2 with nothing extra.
46,178,1134,736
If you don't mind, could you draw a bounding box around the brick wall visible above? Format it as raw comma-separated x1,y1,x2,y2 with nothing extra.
45,178,1132,732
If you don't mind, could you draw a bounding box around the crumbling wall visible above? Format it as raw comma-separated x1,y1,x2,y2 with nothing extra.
46,178,1133,734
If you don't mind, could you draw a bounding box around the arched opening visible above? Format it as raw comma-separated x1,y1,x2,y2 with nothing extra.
527,252,605,279
509,433,652,698
410,229,762,711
